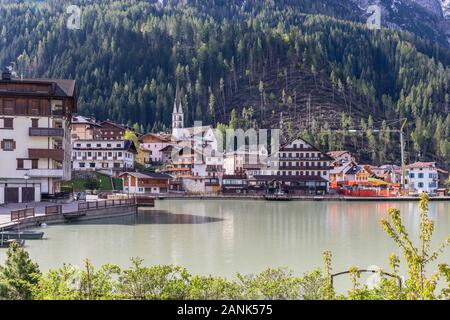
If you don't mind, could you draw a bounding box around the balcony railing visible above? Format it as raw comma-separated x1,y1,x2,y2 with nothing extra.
29,148,64,162
28,169,63,178
29,127,64,137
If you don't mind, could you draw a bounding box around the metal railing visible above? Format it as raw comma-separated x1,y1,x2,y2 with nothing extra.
78,198,136,211
45,204,63,216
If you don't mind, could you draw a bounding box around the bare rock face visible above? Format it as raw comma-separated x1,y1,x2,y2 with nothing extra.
411,0,445,16
352,0,449,45
441,0,450,19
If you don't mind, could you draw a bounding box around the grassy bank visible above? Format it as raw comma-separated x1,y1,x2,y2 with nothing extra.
63,173,123,192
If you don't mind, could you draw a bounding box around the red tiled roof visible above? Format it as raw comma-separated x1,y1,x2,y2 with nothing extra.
407,162,436,169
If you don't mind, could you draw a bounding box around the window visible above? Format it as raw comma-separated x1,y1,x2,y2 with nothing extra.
79,162,85,168
429,173,434,178
107,144,111,147
1,139,15,151
3,118,13,129
97,144,101,148
31,119,39,128
418,182,424,188
418,173,424,179
410,173,415,178
32,159,38,169
87,144,91,147
116,144,121,148
429,182,436,188
17,159,24,169
89,163,95,168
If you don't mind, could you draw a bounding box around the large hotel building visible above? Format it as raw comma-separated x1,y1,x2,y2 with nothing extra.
0,69,77,204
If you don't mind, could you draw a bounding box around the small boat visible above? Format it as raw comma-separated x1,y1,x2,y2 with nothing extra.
264,191,292,201
0,238,25,248
0,230,45,240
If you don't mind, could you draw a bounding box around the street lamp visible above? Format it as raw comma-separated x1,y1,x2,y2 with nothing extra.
24,172,30,208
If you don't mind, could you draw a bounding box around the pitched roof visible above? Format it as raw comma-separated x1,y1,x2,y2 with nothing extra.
140,133,171,143
72,115,101,127
0,78,76,98
119,171,173,179
407,162,436,169
327,151,350,159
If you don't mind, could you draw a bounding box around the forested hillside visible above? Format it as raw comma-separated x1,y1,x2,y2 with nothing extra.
0,0,449,168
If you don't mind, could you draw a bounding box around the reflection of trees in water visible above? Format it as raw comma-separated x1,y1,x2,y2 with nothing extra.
75,211,223,226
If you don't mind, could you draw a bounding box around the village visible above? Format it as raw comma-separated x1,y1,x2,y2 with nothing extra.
0,70,449,206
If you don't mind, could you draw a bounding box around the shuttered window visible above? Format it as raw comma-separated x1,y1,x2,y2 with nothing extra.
3,118,13,128
1,139,15,151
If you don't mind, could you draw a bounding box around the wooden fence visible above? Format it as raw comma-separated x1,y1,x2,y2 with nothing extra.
78,198,136,211
11,208,35,221
45,204,63,216
135,196,155,207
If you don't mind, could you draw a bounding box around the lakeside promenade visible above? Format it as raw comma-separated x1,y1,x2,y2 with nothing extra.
0,201,81,225
155,194,450,202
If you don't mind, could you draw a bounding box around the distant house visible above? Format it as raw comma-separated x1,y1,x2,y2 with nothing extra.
120,171,173,194
139,133,173,165
71,115,102,142
222,174,248,194
407,162,440,194
256,138,333,195
327,150,356,164
72,139,137,176
98,120,139,140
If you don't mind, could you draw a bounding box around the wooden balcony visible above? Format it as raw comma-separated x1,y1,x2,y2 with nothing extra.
29,148,64,162
29,127,64,137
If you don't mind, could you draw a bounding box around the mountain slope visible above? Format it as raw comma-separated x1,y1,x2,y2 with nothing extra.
0,0,449,167
353,0,450,45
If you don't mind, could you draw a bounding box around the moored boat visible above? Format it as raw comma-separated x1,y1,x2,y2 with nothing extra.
264,191,292,201
0,230,44,240
0,238,25,248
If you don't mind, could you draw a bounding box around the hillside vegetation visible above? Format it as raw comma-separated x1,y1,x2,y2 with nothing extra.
0,0,449,167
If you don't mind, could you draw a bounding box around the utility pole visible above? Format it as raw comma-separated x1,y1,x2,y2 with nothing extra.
347,118,408,193
399,119,408,193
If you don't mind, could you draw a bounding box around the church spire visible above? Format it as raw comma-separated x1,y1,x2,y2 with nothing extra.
172,83,184,137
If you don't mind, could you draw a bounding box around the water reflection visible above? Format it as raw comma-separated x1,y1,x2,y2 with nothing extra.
74,210,224,225
0,200,448,291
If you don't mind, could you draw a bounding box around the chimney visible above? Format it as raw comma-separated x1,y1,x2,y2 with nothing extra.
1,68,12,80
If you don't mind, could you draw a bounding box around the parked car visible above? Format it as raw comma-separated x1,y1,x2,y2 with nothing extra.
75,192,86,201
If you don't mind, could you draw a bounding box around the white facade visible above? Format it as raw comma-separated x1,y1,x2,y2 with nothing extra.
140,137,171,163
0,113,71,204
72,140,135,175
407,162,439,194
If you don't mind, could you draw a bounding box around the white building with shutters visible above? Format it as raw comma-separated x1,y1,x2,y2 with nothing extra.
0,70,76,204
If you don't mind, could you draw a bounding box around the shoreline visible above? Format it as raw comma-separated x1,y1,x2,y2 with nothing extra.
156,195,450,202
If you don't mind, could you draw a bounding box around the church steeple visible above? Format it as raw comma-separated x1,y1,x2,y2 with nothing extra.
172,84,184,137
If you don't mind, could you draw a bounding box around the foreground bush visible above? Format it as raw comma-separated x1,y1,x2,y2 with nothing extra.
1,193,448,300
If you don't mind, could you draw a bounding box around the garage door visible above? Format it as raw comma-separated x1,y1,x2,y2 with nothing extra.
5,187,19,203
22,187,35,202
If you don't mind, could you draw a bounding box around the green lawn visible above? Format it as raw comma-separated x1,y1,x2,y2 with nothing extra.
64,173,122,192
